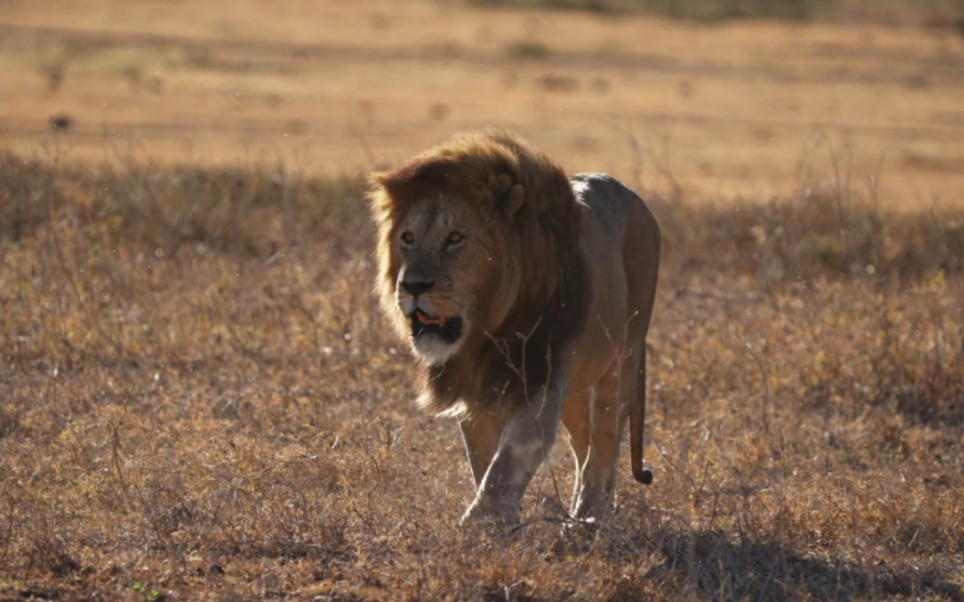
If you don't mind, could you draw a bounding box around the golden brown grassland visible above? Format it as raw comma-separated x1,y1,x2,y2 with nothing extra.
0,148,962,600
1,0,964,599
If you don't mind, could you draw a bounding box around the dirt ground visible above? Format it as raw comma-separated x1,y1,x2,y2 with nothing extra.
1,0,963,205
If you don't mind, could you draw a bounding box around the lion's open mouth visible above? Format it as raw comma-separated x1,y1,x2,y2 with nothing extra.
411,309,463,343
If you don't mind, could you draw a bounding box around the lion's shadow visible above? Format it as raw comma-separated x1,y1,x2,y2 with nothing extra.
596,527,962,601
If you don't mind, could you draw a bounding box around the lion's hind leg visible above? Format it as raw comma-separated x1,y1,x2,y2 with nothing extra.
570,346,640,523
561,389,591,512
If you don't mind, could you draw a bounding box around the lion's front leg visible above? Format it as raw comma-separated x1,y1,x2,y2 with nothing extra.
461,376,567,528
459,410,508,487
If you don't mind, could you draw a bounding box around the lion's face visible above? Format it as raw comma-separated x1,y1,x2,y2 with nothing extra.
390,194,502,366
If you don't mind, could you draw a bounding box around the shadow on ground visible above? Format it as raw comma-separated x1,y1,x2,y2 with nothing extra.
616,528,963,601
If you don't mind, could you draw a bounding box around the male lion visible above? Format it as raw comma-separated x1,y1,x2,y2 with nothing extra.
369,128,660,528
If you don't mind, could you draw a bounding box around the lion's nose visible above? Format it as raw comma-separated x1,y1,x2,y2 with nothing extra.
400,279,435,297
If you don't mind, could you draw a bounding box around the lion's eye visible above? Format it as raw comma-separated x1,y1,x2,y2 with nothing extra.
446,231,465,247
401,231,415,246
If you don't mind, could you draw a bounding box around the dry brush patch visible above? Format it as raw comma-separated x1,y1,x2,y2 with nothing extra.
0,151,962,600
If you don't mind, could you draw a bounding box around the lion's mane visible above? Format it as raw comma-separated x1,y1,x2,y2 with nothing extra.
369,128,590,413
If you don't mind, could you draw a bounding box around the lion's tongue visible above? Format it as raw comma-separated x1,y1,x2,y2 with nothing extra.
416,310,446,327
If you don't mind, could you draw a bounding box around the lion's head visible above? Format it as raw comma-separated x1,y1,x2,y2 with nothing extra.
372,169,519,366
369,128,589,412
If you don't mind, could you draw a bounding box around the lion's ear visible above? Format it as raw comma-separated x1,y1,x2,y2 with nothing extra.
504,184,525,218
490,174,525,218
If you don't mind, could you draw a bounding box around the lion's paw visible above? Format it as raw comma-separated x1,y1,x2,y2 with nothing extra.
460,500,520,532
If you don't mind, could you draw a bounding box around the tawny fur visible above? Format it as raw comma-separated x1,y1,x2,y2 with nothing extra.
368,128,660,526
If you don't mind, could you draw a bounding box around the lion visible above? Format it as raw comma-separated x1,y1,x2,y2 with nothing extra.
368,128,660,528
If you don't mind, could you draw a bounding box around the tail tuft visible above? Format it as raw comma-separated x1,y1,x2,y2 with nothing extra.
634,467,653,485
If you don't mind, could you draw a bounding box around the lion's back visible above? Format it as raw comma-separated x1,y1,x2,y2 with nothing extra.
568,173,660,385
571,173,656,233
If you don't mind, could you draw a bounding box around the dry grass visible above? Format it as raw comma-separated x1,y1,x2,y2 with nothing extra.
1,147,962,600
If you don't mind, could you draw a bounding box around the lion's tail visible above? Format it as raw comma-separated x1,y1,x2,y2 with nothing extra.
630,345,653,485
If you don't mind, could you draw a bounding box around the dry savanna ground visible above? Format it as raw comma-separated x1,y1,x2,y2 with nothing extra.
1,1,964,600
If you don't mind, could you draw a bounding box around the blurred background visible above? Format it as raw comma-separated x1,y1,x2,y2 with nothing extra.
1,0,963,204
